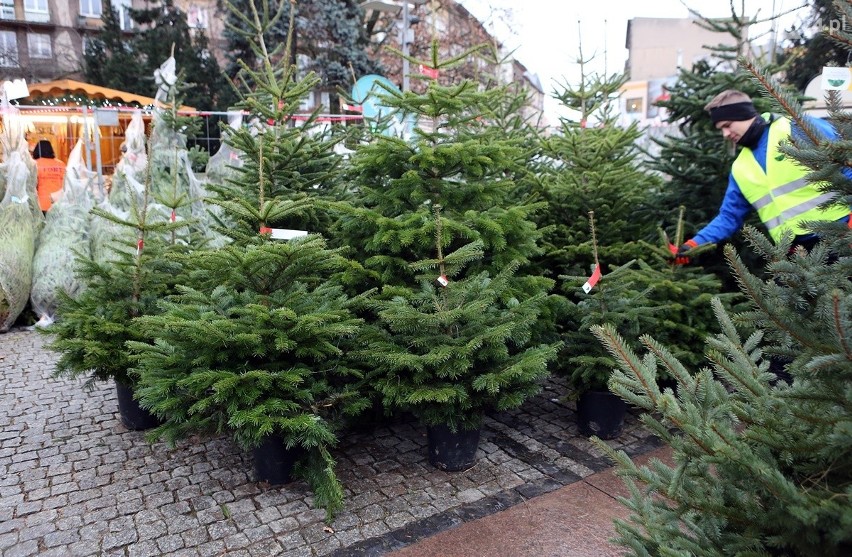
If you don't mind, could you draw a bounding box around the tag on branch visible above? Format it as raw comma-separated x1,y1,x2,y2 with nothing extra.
420,65,439,79
582,264,601,293
436,274,449,287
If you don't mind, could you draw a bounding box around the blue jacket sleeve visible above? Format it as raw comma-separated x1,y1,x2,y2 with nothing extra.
797,116,852,181
691,174,753,245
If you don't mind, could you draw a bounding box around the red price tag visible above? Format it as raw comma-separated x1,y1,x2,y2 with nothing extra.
436,274,449,287
582,264,601,293
420,65,439,79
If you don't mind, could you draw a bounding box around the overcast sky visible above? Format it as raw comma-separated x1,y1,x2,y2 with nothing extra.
456,0,812,122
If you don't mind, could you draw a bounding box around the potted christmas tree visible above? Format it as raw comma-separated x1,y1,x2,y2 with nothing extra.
561,213,648,439
129,0,367,520
361,208,558,470
48,60,201,431
339,42,560,469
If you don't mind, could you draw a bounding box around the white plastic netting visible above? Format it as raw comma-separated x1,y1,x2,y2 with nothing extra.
206,111,246,187
0,102,42,229
0,151,36,332
109,110,147,212
30,140,96,324
148,56,215,245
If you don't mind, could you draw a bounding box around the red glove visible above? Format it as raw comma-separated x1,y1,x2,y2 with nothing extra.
669,239,698,265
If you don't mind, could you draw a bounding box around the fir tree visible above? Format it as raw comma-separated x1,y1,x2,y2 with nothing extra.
588,47,852,555
336,41,548,288
48,121,194,387
537,67,661,280
336,41,559,427
561,211,735,393
209,2,346,240
130,0,367,519
359,207,559,431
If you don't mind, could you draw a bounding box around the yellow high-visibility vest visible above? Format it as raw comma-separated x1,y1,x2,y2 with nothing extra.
731,115,848,243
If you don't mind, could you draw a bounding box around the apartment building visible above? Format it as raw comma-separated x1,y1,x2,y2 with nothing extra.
619,16,744,126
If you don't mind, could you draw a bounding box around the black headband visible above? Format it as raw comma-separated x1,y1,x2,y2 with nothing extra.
709,101,758,125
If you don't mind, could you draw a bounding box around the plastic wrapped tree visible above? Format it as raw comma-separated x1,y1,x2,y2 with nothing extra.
48,64,200,430
30,140,96,326
0,101,40,332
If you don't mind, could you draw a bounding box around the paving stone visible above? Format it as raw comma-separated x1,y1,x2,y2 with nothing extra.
156,533,186,553
0,531,19,551
247,539,284,557
128,539,161,557
3,539,38,557
103,527,139,550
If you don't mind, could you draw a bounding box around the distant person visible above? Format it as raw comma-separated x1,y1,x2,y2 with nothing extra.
676,90,850,258
32,140,66,212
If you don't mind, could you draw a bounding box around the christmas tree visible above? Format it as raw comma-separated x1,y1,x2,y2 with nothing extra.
338,41,559,430
537,64,660,280
590,50,852,555
48,67,197,388
129,0,366,519
360,207,558,432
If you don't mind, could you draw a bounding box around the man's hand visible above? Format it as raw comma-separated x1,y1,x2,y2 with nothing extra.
669,239,698,265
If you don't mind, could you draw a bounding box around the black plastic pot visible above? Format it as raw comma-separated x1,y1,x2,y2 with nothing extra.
253,435,301,485
426,424,481,471
577,389,627,440
115,380,161,431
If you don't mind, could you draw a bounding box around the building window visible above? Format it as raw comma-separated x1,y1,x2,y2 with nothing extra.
25,0,47,12
112,0,132,30
0,0,14,20
0,30,18,67
625,97,643,114
27,32,51,58
24,0,49,22
80,0,103,18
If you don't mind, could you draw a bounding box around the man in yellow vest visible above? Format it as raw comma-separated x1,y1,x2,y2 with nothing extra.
676,90,850,257
33,140,66,212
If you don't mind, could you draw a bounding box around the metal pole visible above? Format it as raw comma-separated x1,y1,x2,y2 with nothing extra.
90,107,105,198
402,0,410,92
81,106,92,174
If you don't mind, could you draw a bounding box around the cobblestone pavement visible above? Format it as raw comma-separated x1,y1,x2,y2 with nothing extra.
0,329,662,557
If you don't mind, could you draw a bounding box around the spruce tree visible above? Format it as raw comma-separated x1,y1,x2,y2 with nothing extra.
221,0,380,110
82,1,147,96
588,48,852,555
130,0,366,519
338,41,559,427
